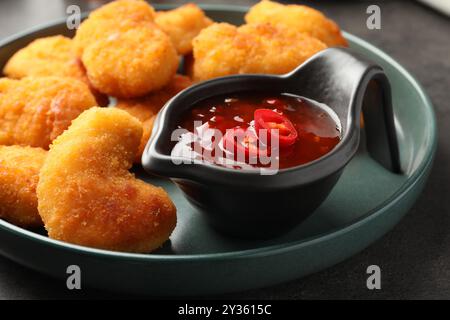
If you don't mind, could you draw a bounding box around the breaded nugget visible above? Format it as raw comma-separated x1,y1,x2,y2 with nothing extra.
3,36,85,79
3,36,108,106
73,0,156,55
82,26,178,98
91,0,155,21
115,74,192,121
0,77,97,149
192,22,327,81
137,116,156,162
37,107,177,253
0,146,46,228
116,74,191,162
74,0,178,98
245,0,347,47
155,3,213,55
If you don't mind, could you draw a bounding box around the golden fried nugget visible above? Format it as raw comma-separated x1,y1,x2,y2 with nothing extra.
37,107,177,253
91,0,155,21
0,146,46,228
3,36,85,79
74,0,178,98
192,22,327,81
155,3,213,55
245,0,348,47
0,77,97,149
3,36,109,106
115,74,192,121
137,116,156,163
116,74,191,162
73,0,156,55
82,26,178,98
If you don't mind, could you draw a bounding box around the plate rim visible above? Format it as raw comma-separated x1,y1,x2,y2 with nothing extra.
0,4,438,263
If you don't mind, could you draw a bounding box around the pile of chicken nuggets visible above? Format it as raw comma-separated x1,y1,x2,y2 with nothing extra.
0,0,347,253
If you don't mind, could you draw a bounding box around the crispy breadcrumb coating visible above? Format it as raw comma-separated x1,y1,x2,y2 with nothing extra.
3,36,85,80
245,0,348,47
0,77,97,149
82,26,178,98
0,146,46,228
115,74,192,121
137,116,156,162
37,107,176,253
192,22,327,81
2,36,108,106
74,0,178,98
155,3,213,55
116,74,192,162
73,0,156,55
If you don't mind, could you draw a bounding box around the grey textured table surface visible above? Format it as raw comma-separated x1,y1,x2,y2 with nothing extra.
0,0,449,300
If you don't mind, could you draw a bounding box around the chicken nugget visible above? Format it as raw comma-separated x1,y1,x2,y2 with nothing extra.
74,0,177,98
115,74,192,121
116,74,191,162
137,116,156,162
155,3,213,55
245,0,347,47
37,107,177,253
192,22,327,82
0,77,97,149
82,25,178,98
3,36,109,106
73,0,156,55
0,146,46,228
3,36,84,79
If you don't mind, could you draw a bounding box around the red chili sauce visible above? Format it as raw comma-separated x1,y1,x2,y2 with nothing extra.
175,93,341,169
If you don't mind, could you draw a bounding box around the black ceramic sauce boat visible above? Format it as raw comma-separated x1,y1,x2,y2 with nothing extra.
142,48,401,238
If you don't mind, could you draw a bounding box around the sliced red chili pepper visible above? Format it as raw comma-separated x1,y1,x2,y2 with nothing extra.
254,109,298,148
223,127,262,159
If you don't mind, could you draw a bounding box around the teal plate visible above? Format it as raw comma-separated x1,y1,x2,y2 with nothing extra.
0,5,437,296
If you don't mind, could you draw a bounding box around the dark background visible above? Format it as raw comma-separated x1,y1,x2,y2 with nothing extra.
0,0,449,300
